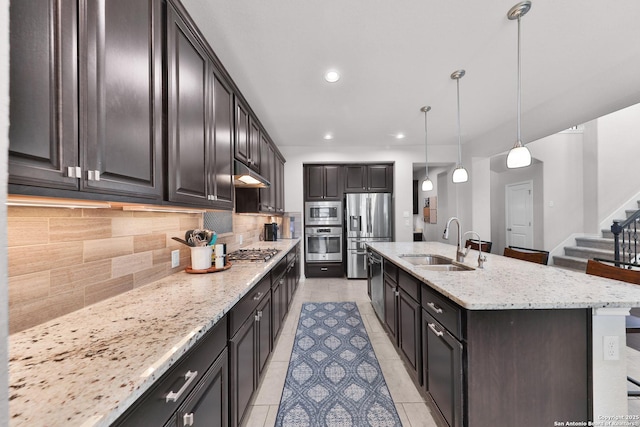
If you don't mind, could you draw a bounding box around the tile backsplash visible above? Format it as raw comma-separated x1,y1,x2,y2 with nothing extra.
7,206,281,334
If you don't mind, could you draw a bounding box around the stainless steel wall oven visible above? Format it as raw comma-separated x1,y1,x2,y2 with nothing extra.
305,226,343,262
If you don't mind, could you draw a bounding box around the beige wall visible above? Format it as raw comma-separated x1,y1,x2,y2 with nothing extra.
7,207,277,334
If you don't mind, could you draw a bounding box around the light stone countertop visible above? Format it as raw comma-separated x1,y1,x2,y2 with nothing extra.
8,239,299,427
368,241,640,310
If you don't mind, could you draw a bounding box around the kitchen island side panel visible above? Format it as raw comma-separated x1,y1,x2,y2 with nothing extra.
465,308,591,426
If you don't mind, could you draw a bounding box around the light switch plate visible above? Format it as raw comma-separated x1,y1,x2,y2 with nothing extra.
171,250,180,268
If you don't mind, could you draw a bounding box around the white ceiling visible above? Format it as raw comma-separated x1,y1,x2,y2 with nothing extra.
182,0,640,159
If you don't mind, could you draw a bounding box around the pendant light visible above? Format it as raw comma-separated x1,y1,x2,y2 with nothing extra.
420,106,434,191
451,70,468,183
506,1,532,169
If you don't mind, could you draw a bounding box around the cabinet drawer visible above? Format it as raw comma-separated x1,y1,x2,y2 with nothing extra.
421,284,462,340
305,263,343,277
229,275,271,337
114,316,227,426
398,269,420,302
383,259,397,282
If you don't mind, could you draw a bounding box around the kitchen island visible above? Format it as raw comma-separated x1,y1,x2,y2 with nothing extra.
367,241,640,426
8,239,299,426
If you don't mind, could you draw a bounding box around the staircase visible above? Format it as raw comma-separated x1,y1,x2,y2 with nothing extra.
553,201,640,271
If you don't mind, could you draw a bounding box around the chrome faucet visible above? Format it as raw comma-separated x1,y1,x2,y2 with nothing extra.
464,231,487,269
443,217,465,262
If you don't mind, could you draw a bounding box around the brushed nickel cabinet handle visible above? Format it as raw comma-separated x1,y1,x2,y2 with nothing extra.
166,370,198,402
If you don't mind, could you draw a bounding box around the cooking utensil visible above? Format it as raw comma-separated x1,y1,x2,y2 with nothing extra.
172,236,193,247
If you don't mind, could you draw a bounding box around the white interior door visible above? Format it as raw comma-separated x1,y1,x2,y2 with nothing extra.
506,181,533,248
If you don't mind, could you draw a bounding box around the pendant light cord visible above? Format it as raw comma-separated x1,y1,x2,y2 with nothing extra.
424,110,429,177
517,15,522,145
456,77,462,165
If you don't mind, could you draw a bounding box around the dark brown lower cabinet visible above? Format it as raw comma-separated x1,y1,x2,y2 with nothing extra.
398,290,421,384
272,275,284,341
229,289,272,427
113,317,227,427
422,310,463,427
167,348,228,427
229,311,257,427
383,275,398,340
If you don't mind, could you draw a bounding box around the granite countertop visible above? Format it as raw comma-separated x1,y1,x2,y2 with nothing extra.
368,241,640,310
8,239,299,427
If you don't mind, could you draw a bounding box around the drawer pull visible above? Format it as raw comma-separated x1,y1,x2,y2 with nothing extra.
183,413,194,426
166,370,198,402
428,323,444,337
320,267,328,271
252,292,263,301
426,302,443,314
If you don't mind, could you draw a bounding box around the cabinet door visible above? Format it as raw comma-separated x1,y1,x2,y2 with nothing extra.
422,311,463,427
323,165,341,200
176,348,228,427
234,98,250,166
256,293,272,381
344,165,367,192
368,164,393,192
275,155,285,214
229,315,256,427
259,137,274,212
383,277,398,342
248,117,261,172
210,69,234,209
166,5,209,205
82,0,162,199
304,165,325,201
272,278,283,342
398,290,421,384
9,0,79,190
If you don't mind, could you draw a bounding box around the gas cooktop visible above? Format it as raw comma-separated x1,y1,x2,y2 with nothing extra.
227,248,281,262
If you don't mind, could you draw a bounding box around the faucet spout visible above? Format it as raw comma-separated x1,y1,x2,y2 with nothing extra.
443,217,465,262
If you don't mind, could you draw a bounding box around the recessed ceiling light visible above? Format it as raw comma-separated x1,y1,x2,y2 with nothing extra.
324,133,334,140
324,70,340,83
395,133,405,139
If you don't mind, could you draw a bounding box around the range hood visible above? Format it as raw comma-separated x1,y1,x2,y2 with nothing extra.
233,160,270,188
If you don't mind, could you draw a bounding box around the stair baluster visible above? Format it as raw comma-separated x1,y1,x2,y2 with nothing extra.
611,209,640,267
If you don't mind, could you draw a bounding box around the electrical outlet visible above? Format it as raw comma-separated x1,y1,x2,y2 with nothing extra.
171,250,180,268
603,335,619,360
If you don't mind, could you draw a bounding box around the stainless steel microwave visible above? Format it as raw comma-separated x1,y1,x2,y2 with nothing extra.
304,201,343,226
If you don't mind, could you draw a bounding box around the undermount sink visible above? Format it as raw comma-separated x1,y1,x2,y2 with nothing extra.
419,264,474,272
398,254,474,271
398,254,454,265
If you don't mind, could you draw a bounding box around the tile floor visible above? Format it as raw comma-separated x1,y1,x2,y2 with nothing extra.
243,277,640,426
244,277,438,427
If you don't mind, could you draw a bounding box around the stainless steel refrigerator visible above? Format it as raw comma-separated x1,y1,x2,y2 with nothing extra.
346,193,392,278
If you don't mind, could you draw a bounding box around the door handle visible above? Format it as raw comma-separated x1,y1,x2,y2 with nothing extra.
166,370,198,402
183,413,194,426
428,323,444,337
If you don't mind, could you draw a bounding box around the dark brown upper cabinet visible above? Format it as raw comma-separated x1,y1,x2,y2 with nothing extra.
234,99,260,172
9,0,79,191
166,2,233,209
344,164,393,193
81,0,163,199
304,165,342,201
259,134,275,212
275,154,285,214
9,0,163,200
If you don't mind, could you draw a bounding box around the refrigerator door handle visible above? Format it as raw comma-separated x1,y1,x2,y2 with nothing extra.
366,198,372,233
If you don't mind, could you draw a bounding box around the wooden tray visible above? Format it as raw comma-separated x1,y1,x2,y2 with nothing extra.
185,262,232,274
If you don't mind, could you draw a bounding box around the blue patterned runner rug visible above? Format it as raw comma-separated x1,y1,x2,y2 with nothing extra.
275,302,402,427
